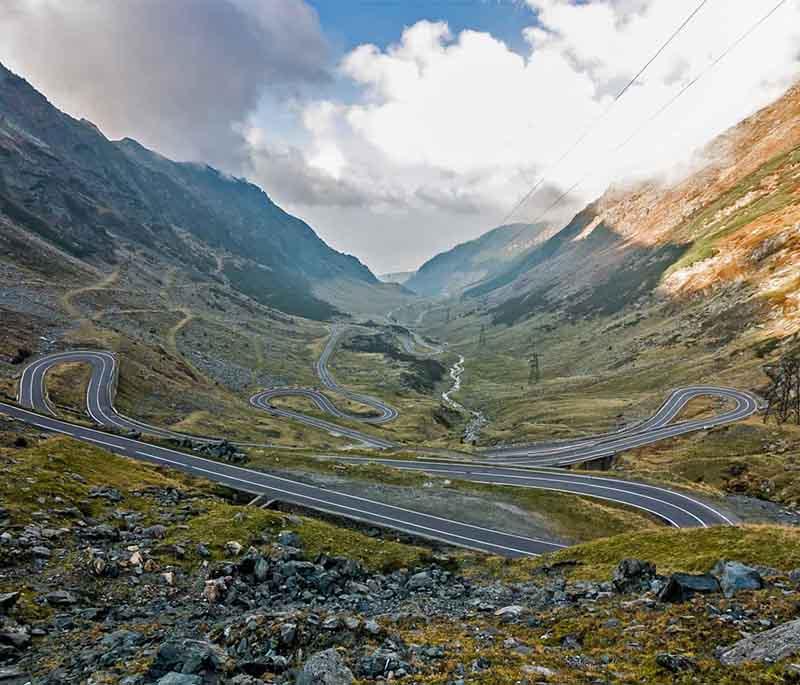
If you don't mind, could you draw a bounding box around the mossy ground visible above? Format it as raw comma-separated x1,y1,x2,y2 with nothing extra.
469,524,800,584
0,433,431,574
384,586,800,684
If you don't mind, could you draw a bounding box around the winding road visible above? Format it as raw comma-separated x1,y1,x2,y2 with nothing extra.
1,326,764,557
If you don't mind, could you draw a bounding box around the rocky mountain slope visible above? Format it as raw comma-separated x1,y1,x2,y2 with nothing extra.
466,81,800,339
406,222,551,297
401,78,800,518
6,423,800,684
0,62,394,321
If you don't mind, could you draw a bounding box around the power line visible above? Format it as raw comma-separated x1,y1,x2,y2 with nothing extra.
518,0,791,231
500,0,713,227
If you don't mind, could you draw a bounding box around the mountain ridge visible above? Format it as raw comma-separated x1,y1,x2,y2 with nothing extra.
406,221,552,297
0,61,379,320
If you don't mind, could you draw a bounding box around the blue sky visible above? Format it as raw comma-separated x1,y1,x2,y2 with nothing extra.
4,0,799,273
313,0,538,58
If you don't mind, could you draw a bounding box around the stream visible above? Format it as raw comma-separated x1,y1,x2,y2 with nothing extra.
442,354,487,444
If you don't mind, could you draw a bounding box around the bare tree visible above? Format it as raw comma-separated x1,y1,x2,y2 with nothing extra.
763,355,800,425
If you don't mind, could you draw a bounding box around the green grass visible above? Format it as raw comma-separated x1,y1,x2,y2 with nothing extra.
0,435,433,575
669,144,800,273
165,501,432,574
538,525,800,581
246,451,658,544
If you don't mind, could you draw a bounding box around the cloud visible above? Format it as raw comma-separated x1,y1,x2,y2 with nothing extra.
270,1,800,270
2,0,800,273
0,0,329,170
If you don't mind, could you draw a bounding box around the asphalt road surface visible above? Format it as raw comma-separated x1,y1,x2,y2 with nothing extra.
4,335,762,557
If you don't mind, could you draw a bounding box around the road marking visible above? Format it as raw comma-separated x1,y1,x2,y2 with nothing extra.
85,436,124,450
7,350,759,556
134,450,544,556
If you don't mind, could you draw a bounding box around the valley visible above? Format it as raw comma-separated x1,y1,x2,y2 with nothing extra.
2,37,800,683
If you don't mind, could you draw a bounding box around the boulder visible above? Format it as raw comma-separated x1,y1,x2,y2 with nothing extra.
225,541,243,556
297,648,354,685
0,592,20,613
495,605,525,621
719,618,800,666
156,674,202,685
202,577,229,604
711,560,763,598
44,590,77,606
658,573,719,603
406,571,434,591
656,653,697,673
277,530,300,547
612,559,656,593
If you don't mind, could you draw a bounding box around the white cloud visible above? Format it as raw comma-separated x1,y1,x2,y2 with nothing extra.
0,0,329,170
259,0,800,271
4,0,800,273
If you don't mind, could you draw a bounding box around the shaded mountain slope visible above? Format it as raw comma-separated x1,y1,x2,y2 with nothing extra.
0,62,378,320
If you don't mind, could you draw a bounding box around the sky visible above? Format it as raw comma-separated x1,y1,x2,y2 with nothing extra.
1,0,800,274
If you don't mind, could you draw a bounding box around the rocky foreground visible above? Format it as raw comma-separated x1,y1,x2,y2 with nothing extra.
4,433,800,683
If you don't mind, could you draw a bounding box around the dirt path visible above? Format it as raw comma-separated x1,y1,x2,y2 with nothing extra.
166,308,193,356
60,268,120,319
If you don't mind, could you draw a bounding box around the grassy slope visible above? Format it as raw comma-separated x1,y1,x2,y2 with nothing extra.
246,449,658,544
0,434,430,572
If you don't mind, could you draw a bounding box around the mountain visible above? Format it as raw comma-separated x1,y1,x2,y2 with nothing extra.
406,222,552,297
0,62,383,321
379,271,415,285
466,81,800,338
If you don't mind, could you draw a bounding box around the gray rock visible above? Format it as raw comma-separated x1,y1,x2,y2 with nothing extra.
297,648,354,685
711,560,763,598
0,592,20,613
658,573,719,603
612,559,656,593
0,668,29,682
407,571,434,590
156,675,202,685
656,653,697,672
719,618,800,666
45,590,77,606
0,629,30,649
277,530,300,547
253,556,270,583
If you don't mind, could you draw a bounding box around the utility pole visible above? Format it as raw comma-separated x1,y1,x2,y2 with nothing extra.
528,352,540,385
528,334,541,385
